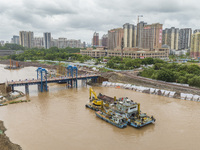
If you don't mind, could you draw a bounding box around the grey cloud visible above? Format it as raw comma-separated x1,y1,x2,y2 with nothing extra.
0,0,200,43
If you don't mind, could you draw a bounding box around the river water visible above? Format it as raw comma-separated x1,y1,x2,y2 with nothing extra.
0,64,200,150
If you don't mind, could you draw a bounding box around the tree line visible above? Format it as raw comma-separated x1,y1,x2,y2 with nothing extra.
106,56,164,70
140,62,200,88
106,56,200,88
0,43,25,50
7,46,91,62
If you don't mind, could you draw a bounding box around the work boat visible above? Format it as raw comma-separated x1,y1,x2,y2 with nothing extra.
110,97,156,128
95,110,127,129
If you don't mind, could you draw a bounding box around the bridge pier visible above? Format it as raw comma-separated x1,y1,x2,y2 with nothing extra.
38,83,48,92
67,80,73,88
67,80,69,88
43,84,48,92
38,84,41,91
11,85,14,92
72,79,78,88
25,84,29,95
82,79,87,87
91,78,97,83
74,79,78,88
70,80,73,88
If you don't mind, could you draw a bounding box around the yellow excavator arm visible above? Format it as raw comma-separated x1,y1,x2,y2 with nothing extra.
89,88,102,106
89,87,98,100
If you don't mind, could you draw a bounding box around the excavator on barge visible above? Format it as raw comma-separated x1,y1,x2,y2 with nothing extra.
85,88,103,111
85,88,117,111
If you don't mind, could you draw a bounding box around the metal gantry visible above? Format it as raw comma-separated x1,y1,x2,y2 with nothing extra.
37,67,48,92
66,66,78,88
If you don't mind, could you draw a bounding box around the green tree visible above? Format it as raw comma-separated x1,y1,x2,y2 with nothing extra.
142,57,154,65
107,60,115,68
156,69,175,82
188,76,200,87
178,76,187,84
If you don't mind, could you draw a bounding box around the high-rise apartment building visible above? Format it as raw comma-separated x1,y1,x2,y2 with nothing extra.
19,31,34,48
190,30,200,58
162,27,179,50
51,38,58,47
108,28,124,50
11,35,19,45
0,41,4,46
43,32,51,49
99,39,102,46
83,42,86,48
123,23,136,48
58,38,67,48
51,38,83,48
92,32,99,47
178,28,192,50
101,34,108,47
34,37,43,48
136,21,147,48
67,39,83,48
141,23,163,50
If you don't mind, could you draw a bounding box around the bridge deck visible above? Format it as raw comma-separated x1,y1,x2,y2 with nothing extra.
8,74,100,86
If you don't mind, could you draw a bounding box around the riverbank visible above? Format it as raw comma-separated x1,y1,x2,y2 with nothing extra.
0,121,22,150
101,71,200,96
0,60,90,75
0,59,57,70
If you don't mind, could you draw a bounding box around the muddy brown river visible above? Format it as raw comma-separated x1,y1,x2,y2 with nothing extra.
0,64,200,150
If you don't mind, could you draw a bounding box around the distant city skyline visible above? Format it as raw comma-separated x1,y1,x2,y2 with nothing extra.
1,0,200,43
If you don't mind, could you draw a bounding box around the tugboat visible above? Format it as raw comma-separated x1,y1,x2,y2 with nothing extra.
95,102,127,128
95,111,127,128
128,113,156,128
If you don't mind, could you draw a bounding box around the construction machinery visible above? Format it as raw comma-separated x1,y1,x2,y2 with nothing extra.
89,88,102,106
85,88,102,111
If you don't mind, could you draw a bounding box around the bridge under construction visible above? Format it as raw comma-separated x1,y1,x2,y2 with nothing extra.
7,66,102,94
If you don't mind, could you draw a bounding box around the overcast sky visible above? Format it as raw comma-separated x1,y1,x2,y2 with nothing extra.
1,0,200,43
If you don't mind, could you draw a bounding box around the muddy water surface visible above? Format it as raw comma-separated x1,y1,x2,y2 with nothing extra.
0,64,200,150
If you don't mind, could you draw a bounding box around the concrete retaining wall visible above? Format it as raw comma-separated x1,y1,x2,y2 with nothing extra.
102,81,200,102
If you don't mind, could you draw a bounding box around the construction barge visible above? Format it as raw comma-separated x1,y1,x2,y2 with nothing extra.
86,88,155,128
85,88,115,111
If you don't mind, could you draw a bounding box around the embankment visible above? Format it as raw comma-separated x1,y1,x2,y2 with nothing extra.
101,71,200,96
0,121,22,150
